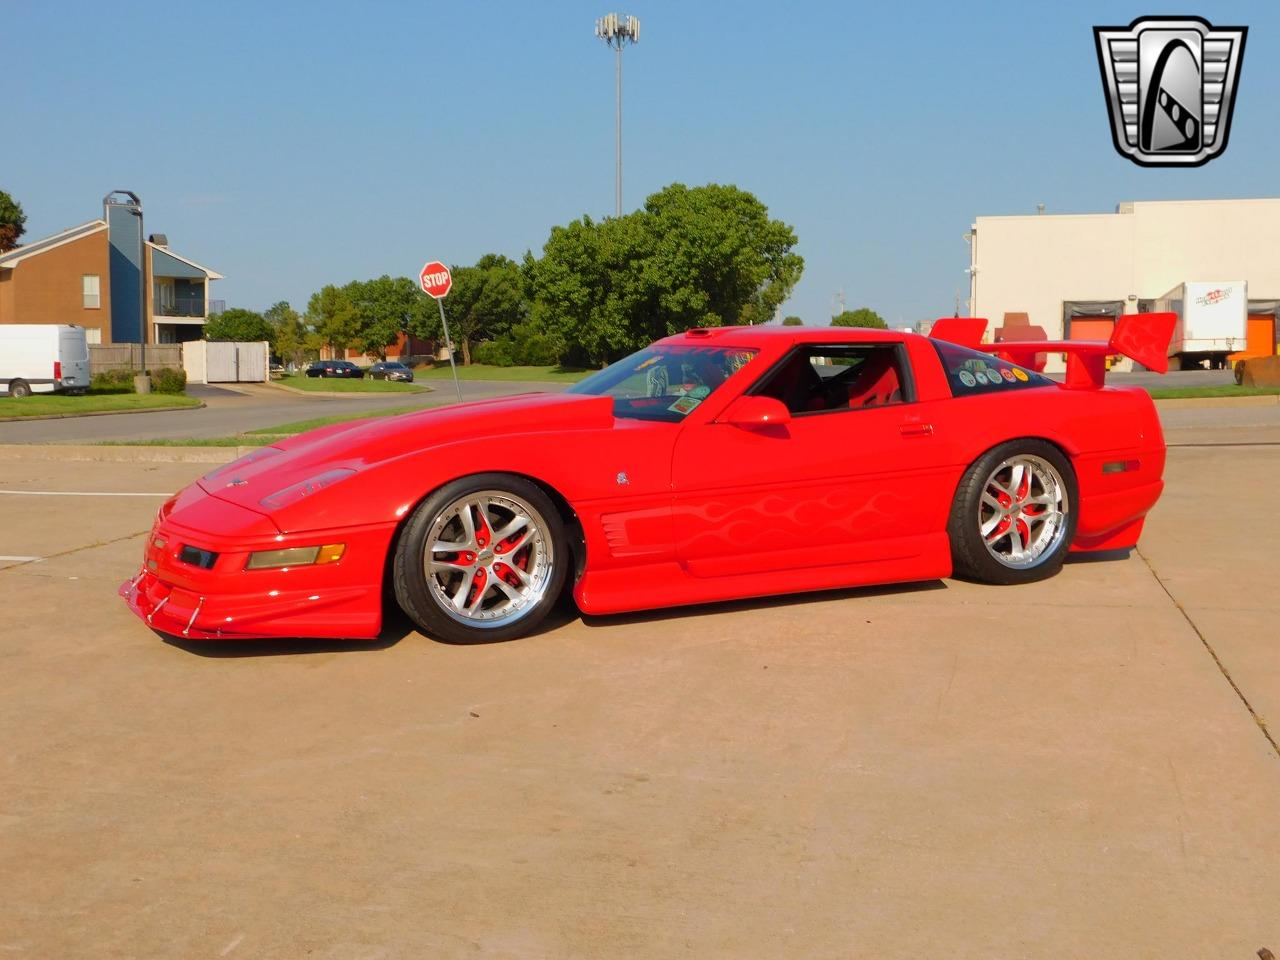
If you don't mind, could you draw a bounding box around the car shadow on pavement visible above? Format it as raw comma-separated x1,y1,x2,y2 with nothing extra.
163,580,959,654
578,578,951,630
158,607,419,658
1064,548,1133,564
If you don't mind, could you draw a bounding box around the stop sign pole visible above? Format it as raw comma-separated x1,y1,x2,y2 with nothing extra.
419,261,462,403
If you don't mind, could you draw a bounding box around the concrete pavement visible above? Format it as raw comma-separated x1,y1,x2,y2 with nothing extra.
0,447,1277,958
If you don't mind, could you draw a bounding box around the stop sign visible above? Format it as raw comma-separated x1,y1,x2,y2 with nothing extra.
419,261,452,299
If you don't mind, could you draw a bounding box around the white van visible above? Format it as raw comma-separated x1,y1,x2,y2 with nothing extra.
0,324,92,397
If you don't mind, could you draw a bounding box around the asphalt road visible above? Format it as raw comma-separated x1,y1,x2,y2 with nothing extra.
0,439,1277,957
0,380,570,443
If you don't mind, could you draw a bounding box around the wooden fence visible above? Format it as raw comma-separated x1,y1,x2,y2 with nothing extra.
88,344,184,375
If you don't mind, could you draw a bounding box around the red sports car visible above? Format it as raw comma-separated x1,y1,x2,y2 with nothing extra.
122,314,1176,644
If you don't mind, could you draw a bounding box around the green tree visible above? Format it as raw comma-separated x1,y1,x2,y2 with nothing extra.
443,254,525,364
524,183,804,365
204,307,273,343
831,307,887,329
523,213,652,365
0,190,26,253
305,284,360,354
781,315,804,326
642,183,804,330
264,300,309,367
345,276,433,360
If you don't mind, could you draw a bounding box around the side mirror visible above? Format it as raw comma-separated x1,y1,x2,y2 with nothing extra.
721,395,791,428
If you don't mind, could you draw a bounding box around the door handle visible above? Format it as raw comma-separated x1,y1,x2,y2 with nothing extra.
899,423,934,438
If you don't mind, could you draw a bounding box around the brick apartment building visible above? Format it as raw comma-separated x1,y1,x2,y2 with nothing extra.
0,195,222,345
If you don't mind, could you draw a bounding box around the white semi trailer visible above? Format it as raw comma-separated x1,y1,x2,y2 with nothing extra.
1154,281,1248,370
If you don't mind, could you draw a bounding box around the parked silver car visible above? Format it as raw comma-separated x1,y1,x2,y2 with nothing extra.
368,361,415,382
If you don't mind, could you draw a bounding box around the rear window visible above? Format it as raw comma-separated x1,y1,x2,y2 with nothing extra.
932,340,1053,396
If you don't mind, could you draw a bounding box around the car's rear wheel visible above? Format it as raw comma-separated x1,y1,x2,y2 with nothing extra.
948,440,1077,585
394,475,568,643
9,379,32,398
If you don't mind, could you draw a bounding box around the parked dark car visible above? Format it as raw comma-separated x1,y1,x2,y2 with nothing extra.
305,360,365,379
368,361,415,382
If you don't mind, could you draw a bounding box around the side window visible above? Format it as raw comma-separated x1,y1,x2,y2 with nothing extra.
82,275,101,309
931,340,1053,396
753,344,909,415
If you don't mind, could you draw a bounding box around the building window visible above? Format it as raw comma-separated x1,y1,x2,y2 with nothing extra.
82,275,101,309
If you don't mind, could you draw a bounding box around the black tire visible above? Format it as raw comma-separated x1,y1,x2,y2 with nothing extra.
393,473,569,643
9,379,31,399
947,439,1078,585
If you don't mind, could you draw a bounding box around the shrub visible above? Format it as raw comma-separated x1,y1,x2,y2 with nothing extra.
150,367,188,394
473,340,514,366
473,320,566,367
90,368,135,394
781,316,804,326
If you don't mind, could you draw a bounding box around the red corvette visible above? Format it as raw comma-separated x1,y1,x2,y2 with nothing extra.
122,314,1176,643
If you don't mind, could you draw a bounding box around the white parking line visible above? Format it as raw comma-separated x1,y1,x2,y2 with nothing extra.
0,490,171,497
0,555,42,563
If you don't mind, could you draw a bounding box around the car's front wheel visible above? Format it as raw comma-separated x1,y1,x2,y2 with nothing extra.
393,475,568,643
947,440,1077,585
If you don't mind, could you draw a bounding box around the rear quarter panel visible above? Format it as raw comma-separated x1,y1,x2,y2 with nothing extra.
926,382,1165,550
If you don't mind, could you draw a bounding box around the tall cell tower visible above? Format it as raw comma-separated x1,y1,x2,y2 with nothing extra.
595,13,640,217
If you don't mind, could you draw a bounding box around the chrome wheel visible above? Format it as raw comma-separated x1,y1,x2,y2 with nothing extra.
978,455,1069,569
424,490,554,628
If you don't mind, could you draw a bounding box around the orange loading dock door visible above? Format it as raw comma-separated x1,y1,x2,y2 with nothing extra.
1068,317,1115,341
1068,316,1118,369
1229,315,1277,362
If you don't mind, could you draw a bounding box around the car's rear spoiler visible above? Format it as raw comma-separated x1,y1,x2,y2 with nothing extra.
930,313,1178,390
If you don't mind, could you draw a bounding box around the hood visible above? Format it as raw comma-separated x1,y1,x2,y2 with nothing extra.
197,392,613,523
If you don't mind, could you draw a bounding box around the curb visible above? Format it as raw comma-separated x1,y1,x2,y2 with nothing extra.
1153,395,1280,410
263,380,433,399
0,443,242,464
0,401,206,424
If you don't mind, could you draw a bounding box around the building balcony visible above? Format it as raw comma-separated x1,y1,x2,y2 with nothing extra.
153,299,207,319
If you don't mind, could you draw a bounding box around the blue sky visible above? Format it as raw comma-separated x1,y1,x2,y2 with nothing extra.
5,1,1275,325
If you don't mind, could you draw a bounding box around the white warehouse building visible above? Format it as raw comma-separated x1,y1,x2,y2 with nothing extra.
966,197,1280,371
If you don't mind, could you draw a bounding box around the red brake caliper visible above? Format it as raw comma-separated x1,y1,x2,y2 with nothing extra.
494,524,530,575
491,561,522,588
472,506,491,550
1014,468,1034,544
990,481,1012,541
467,566,488,607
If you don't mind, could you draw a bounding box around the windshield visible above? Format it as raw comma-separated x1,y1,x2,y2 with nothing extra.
567,343,758,422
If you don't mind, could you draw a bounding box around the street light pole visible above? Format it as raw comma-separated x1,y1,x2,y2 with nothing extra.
595,13,639,217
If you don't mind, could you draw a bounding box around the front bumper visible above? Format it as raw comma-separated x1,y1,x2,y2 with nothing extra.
119,487,392,640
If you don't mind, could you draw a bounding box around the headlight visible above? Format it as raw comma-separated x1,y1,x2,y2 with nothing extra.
259,469,355,511
245,543,346,570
